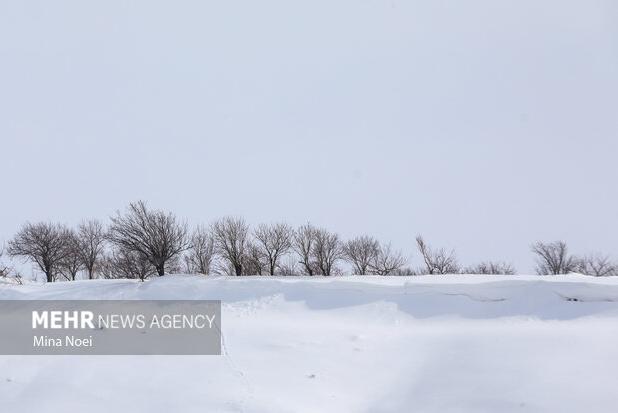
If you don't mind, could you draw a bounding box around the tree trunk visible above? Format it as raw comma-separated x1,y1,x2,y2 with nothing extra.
157,264,165,276
301,261,313,276
45,265,53,283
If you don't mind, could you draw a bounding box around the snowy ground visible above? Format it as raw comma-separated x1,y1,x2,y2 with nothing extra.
1,274,618,412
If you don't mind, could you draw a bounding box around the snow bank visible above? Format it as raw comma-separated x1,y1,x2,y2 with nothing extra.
1,274,617,412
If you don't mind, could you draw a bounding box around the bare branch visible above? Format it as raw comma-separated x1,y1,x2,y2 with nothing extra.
463,261,516,275
108,201,188,276
531,241,577,275
415,235,459,275
185,225,216,275
254,223,294,275
293,224,318,276
369,243,406,275
7,222,72,282
275,257,299,276
0,246,13,278
243,242,267,275
76,219,106,280
343,236,379,275
211,217,249,276
99,247,156,281
312,227,342,276
575,254,617,276
58,230,83,281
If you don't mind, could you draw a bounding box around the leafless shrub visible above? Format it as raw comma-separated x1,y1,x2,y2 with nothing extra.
243,242,267,275
463,261,516,275
0,246,11,278
394,267,417,276
76,219,106,279
185,225,216,275
0,247,23,284
108,201,188,276
294,224,319,276
99,247,156,281
415,235,460,275
8,222,72,282
369,243,406,275
343,236,379,275
312,227,343,276
575,254,617,276
254,223,294,275
531,241,577,275
211,217,249,276
275,257,299,275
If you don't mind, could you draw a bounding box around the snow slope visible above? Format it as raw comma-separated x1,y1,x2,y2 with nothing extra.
1,274,618,412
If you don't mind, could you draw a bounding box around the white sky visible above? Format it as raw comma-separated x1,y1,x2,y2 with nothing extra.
1,0,617,273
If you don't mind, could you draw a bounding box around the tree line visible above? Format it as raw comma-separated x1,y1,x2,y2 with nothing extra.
0,201,615,282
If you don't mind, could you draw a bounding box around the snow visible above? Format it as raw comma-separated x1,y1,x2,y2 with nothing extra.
1,274,618,412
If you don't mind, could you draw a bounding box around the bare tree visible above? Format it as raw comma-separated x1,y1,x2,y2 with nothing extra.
211,217,249,276
99,247,156,281
76,219,106,280
294,224,318,276
415,235,460,275
575,254,617,276
8,222,72,282
254,223,294,275
108,201,188,276
244,242,267,275
531,241,577,275
185,225,216,275
369,243,406,275
343,236,379,275
312,227,342,276
463,261,516,275
58,230,83,281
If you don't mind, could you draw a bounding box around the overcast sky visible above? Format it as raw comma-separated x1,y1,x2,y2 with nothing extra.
1,0,617,274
